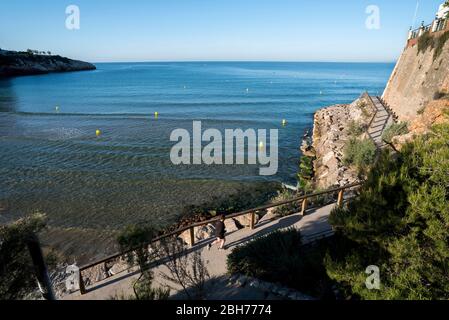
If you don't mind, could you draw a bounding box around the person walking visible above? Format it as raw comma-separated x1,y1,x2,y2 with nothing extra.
208,214,227,251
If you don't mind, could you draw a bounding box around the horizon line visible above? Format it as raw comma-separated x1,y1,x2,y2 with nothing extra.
89,59,397,64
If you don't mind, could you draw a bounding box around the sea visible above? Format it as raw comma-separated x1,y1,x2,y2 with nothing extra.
0,62,394,260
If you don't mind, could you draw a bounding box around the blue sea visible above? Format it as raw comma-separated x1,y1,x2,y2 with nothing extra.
0,62,393,259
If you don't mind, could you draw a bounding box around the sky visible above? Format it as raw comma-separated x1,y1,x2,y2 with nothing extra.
0,0,445,62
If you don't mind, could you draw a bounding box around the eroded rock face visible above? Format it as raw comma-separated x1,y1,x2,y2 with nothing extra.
392,99,449,150
312,95,374,189
383,34,449,121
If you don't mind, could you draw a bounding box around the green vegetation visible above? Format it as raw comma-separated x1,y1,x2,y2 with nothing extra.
0,213,48,300
417,30,449,61
270,189,302,217
227,229,337,298
181,183,279,220
382,122,409,144
326,123,449,299
347,120,366,138
117,224,169,300
357,101,372,119
297,155,315,192
343,138,377,172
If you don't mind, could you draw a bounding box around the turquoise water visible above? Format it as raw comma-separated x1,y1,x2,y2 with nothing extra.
0,62,393,257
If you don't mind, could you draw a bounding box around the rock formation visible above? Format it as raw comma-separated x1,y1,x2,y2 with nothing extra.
0,49,96,77
383,31,449,121
311,94,375,189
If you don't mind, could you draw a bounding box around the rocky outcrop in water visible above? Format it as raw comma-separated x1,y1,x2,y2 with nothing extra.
0,49,96,77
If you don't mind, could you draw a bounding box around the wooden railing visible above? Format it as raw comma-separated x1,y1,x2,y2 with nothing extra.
365,92,380,141
78,182,363,294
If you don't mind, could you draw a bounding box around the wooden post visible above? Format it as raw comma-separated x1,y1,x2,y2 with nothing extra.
300,198,308,216
250,212,256,230
189,227,195,247
337,189,345,207
79,270,86,295
26,233,56,300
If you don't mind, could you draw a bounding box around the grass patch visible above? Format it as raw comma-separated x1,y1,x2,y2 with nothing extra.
382,122,409,144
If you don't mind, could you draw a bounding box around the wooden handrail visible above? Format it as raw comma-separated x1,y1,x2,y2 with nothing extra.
78,181,363,294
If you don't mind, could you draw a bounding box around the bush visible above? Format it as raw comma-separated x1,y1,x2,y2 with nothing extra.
357,101,372,119
347,121,366,138
297,155,314,193
227,229,336,297
327,123,449,299
417,30,449,61
382,122,409,144
270,189,301,217
418,31,434,55
343,138,377,171
117,224,169,300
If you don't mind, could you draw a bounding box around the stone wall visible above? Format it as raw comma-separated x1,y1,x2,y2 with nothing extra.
383,32,449,121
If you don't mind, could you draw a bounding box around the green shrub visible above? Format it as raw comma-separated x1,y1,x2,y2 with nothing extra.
117,224,170,300
343,138,377,170
326,123,449,299
347,120,366,138
297,155,315,193
270,189,301,217
357,101,372,119
433,30,449,60
417,30,449,61
418,31,434,55
382,122,409,144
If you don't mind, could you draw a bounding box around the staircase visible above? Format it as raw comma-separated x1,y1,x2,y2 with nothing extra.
367,96,394,149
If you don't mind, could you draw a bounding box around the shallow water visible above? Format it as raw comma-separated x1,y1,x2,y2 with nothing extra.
0,62,393,260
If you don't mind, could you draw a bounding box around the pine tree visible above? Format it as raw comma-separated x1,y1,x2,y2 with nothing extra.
326,122,449,300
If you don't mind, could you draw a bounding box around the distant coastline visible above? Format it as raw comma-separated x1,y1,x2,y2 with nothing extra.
0,49,96,77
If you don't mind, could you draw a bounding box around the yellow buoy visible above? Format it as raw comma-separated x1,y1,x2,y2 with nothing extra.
96,129,101,137
282,119,287,126
155,112,159,119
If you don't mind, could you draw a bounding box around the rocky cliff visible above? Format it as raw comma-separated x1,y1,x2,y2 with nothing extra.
383,31,449,121
0,49,96,77
309,29,449,189
311,93,375,189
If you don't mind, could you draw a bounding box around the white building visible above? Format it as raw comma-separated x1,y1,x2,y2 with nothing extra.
437,2,449,20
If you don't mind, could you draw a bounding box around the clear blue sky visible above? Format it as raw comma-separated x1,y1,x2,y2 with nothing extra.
0,0,444,62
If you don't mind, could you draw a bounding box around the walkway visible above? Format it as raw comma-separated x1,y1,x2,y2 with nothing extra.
66,203,337,300
367,96,394,149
